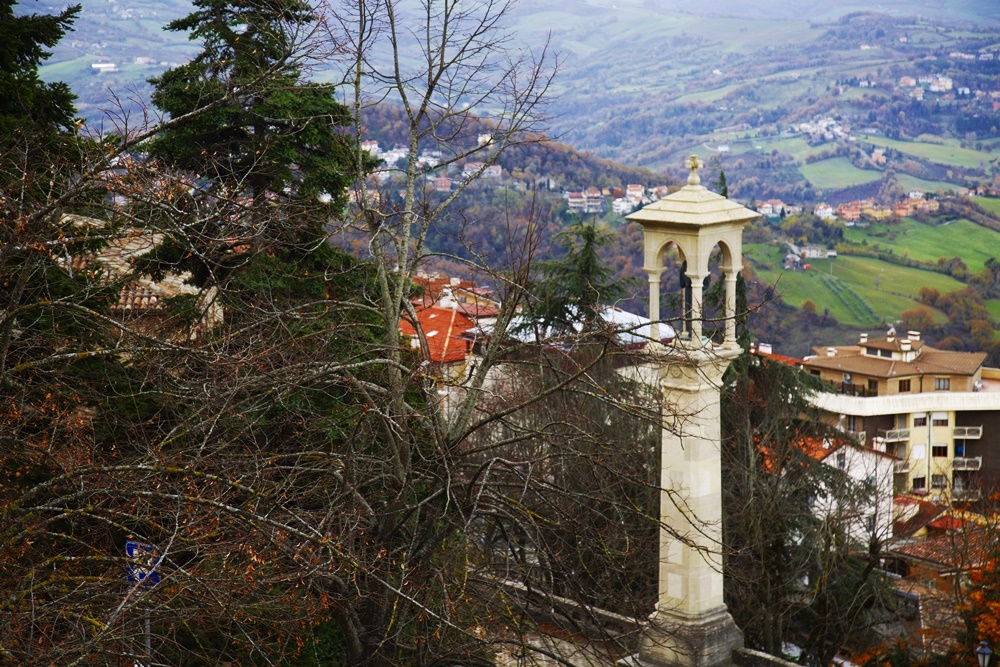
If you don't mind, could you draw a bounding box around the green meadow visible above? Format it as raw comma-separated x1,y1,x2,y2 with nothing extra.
895,174,962,195
842,218,1000,274
856,135,993,170
799,158,882,191
974,197,1000,218
745,243,963,327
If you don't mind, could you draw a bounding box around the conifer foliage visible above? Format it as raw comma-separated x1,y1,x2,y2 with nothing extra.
149,0,354,205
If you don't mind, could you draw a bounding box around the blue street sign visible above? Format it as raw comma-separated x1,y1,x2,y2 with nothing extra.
125,541,161,585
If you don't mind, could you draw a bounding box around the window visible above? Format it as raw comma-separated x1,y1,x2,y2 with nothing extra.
868,379,879,394
913,415,928,427
846,415,861,432
866,514,877,532
932,444,948,457
931,474,948,489
899,379,911,392
932,413,949,427
913,476,927,491
836,451,847,470
935,377,951,391
880,349,892,358
912,444,926,460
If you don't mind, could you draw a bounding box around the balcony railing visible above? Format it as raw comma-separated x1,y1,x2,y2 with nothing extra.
838,383,877,397
953,456,983,471
953,426,983,439
878,428,910,442
893,460,911,474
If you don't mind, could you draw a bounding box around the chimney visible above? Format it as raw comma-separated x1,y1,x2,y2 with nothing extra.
827,347,837,357
887,332,895,342
908,330,921,341
859,333,869,344
901,340,911,352
759,343,773,355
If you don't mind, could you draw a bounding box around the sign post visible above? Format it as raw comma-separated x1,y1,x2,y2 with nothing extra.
125,541,160,665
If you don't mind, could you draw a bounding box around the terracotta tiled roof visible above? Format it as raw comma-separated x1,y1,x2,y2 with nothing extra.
928,515,971,532
804,339,985,379
893,496,944,539
400,306,475,364
891,529,993,571
864,339,926,353
755,350,802,367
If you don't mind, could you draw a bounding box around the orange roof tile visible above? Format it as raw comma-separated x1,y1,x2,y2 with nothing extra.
400,305,475,364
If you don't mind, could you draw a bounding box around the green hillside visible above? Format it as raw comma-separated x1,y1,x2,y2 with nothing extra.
746,243,964,327
842,218,999,274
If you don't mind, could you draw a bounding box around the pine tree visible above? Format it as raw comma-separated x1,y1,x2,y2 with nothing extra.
526,218,631,335
149,0,354,207
0,0,80,194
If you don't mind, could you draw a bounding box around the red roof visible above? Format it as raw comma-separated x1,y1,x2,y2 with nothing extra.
400,306,475,364
928,515,970,532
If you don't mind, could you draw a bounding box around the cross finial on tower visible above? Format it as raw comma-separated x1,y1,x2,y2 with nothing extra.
685,154,702,186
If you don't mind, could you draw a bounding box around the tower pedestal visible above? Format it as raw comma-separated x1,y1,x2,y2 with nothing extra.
640,606,743,667
638,343,742,667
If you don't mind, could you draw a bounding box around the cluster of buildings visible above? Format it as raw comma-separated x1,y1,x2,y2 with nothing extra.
756,330,1000,646
567,183,674,216
811,191,939,224
797,117,852,143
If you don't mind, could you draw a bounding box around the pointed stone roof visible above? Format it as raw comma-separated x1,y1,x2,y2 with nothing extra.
626,156,759,228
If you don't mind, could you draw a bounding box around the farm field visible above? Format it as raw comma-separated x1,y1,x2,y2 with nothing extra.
895,174,961,195
856,135,992,169
745,243,962,327
842,218,1000,274
974,197,1000,218
799,158,881,191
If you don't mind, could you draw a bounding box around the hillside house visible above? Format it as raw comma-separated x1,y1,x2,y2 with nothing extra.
801,437,896,544
566,188,605,214
801,330,1000,501
814,204,836,220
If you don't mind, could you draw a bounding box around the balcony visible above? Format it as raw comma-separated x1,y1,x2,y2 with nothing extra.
838,383,877,397
847,430,866,445
953,487,982,502
953,456,982,471
953,426,983,439
893,460,911,474
878,428,910,442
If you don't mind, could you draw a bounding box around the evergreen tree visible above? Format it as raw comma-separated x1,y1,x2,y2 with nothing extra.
0,0,80,196
145,0,364,288
149,0,355,207
714,167,729,198
526,218,631,335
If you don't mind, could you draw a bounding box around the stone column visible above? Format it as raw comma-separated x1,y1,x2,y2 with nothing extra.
646,268,663,342
687,275,704,342
724,273,738,346
640,348,743,667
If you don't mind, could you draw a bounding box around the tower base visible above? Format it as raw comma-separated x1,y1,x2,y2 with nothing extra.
639,607,743,667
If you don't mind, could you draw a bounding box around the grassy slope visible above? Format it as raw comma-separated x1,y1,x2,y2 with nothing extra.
746,243,963,326
799,158,882,190
974,197,1000,217
855,135,993,170
842,218,999,274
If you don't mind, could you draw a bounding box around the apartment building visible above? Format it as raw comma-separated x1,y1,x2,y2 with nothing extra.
800,330,1000,500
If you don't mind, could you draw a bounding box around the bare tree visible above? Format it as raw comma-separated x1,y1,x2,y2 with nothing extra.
0,2,682,667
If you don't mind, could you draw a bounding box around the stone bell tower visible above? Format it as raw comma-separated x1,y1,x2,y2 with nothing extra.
625,156,759,667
